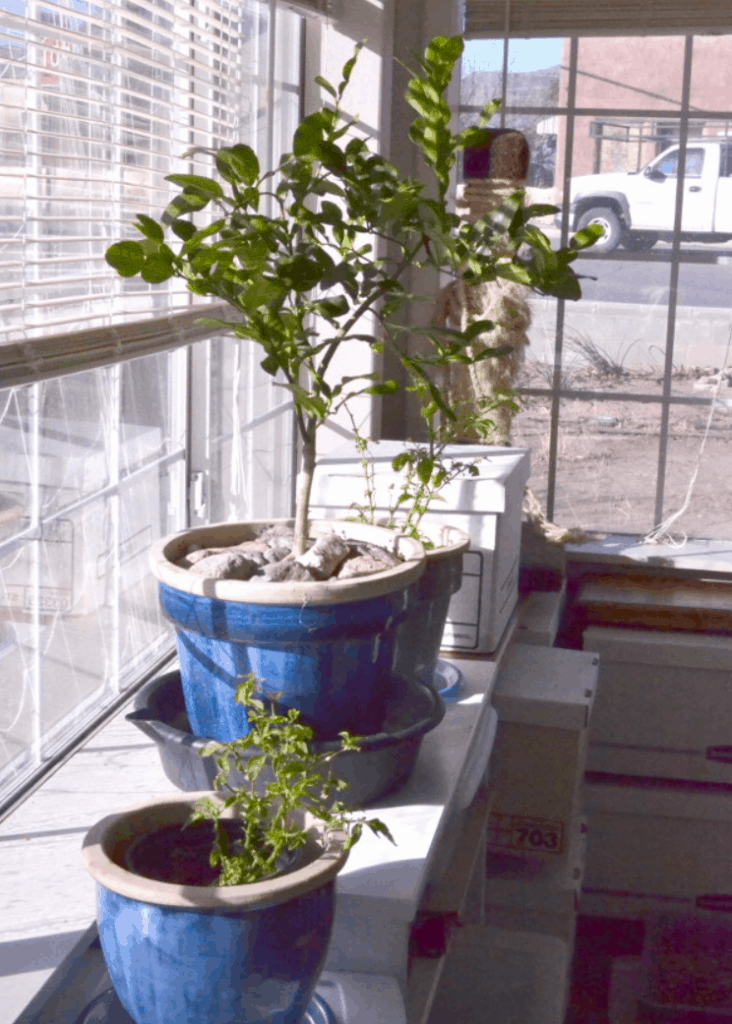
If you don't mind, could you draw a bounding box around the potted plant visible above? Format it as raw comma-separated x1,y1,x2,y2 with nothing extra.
105,35,598,741
82,674,394,1024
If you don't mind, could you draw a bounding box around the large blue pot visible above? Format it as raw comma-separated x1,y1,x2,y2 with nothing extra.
150,520,426,742
81,795,348,1024
391,521,470,689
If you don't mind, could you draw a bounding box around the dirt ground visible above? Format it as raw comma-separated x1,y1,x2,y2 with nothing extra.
511,360,732,540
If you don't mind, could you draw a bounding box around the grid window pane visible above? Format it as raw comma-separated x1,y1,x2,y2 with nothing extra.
460,33,732,537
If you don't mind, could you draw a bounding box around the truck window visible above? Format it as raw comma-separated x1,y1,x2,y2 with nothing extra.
720,146,732,177
656,147,705,177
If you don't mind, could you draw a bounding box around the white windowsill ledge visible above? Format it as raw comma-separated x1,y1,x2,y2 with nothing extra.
565,533,732,577
1,686,182,1024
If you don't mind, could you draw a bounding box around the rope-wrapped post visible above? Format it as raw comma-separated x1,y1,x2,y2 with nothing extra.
439,129,531,445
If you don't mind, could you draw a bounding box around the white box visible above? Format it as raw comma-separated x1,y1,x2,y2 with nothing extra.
426,925,570,1024
583,626,732,784
515,585,566,647
485,818,587,945
581,783,732,920
488,645,598,869
312,443,530,652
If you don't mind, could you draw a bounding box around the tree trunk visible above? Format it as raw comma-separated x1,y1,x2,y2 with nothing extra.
293,437,316,557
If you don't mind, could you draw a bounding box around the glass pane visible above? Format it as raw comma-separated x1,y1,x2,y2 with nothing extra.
119,466,182,685
574,37,686,112
0,350,185,804
660,402,732,540
690,35,732,112
0,538,37,785
513,397,662,535
121,352,186,475
0,386,32,535
208,336,293,524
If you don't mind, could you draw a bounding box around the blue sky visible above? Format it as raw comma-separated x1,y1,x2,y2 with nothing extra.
462,38,563,73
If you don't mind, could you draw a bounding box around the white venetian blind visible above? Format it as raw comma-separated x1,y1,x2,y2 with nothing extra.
0,0,295,377
463,0,732,38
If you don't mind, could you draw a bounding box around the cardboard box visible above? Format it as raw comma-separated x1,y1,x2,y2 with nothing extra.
488,645,598,869
485,817,587,945
312,443,530,652
581,783,732,920
425,925,570,1024
583,626,732,784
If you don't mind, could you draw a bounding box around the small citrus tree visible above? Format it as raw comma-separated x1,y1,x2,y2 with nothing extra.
106,35,599,556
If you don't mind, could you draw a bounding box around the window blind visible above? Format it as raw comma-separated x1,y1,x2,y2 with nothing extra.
0,0,287,376
463,0,732,38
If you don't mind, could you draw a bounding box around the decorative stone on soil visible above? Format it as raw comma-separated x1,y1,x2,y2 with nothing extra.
176,530,402,582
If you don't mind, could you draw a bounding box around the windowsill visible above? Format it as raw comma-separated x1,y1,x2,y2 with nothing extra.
1,675,182,1024
565,533,732,578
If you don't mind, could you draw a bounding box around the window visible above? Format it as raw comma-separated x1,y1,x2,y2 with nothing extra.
0,0,301,811
460,5,732,543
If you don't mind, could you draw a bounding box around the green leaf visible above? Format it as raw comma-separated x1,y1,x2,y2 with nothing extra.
365,379,400,395
242,276,288,310
105,240,145,277
276,254,325,292
525,203,559,220
315,74,337,98
166,174,224,199
216,144,260,185
571,223,605,250
498,262,534,286
416,457,434,485
463,318,497,343
260,354,281,376
293,116,325,158
133,214,164,243
141,253,175,283
318,295,349,318
424,34,464,67
338,43,363,98
170,219,197,241
165,191,209,219
391,452,411,472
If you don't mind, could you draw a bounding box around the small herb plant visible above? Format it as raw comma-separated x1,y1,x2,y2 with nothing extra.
105,35,598,558
186,673,394,886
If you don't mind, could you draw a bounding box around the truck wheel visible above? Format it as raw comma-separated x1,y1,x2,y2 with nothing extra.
577,207,622,254
621,232,659,252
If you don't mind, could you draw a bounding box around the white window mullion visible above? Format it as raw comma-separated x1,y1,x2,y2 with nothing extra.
28,383,43,768
108,362,122,695
188,341,212,527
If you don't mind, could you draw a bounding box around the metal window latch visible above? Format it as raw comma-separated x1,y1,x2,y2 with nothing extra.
190,470,207,520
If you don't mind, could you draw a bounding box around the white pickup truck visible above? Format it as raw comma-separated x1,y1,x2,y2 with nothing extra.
558,140,732,254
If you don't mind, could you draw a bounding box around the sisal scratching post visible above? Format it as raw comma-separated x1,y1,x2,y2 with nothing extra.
440,130,532,446
439,129,591,546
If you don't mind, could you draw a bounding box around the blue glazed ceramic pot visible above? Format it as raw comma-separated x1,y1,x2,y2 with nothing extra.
149,520,425,742
81,795,349,1024
390,522,470,689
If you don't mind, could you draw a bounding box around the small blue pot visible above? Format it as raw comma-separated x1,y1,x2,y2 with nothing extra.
150,520,426,742
82,795,348,1024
